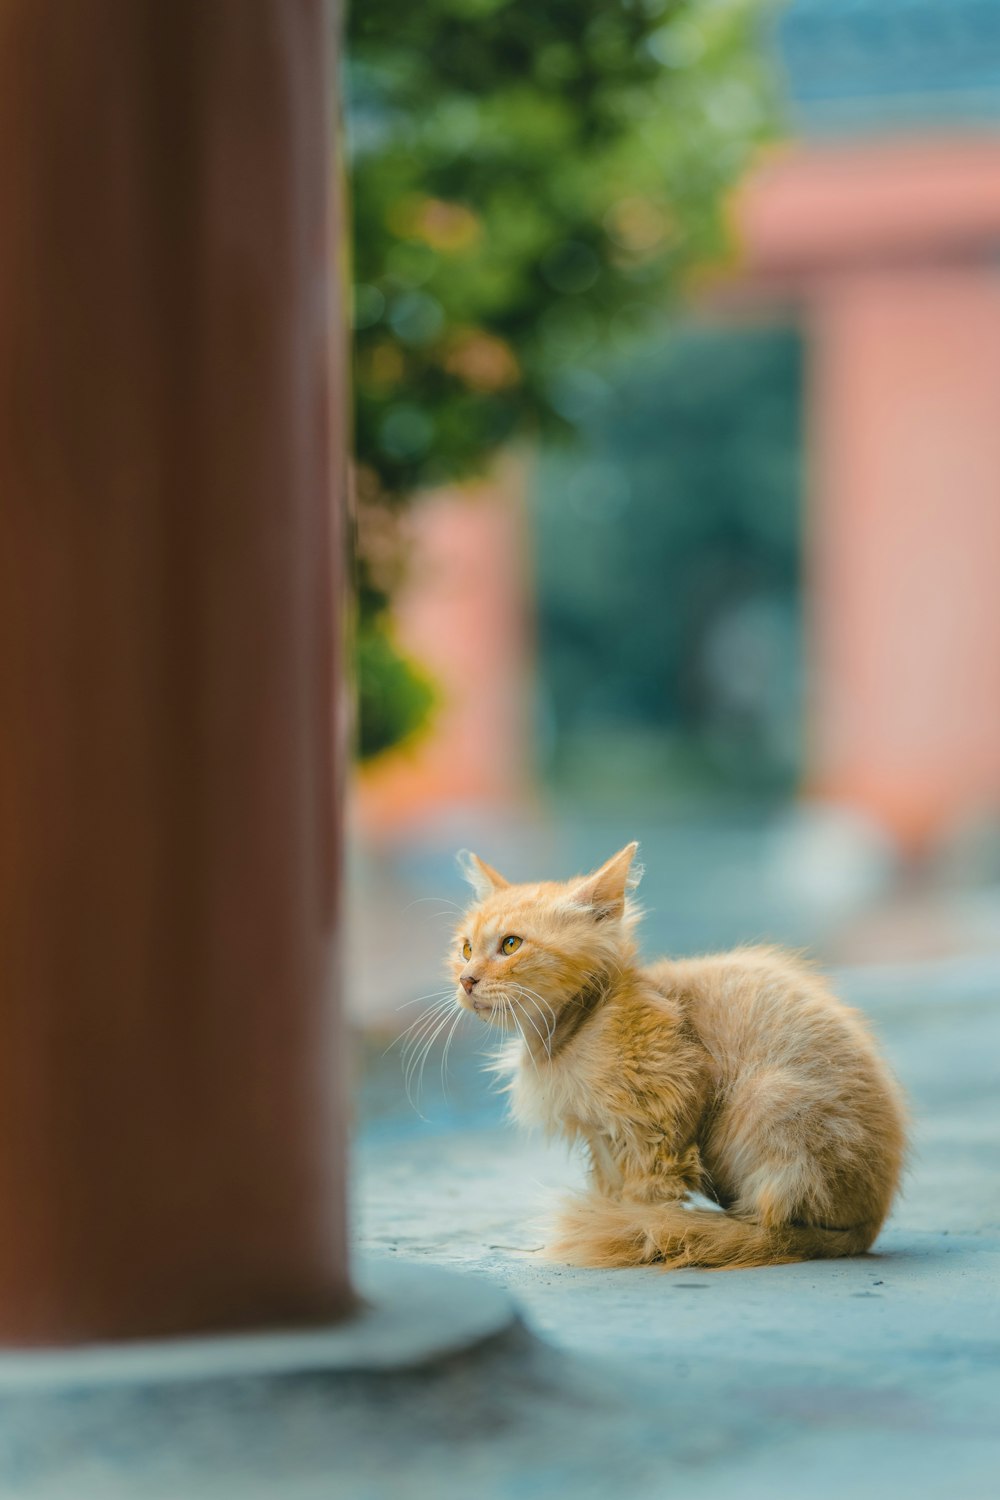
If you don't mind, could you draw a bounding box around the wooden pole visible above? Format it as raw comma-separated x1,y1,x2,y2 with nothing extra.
0,1,352,1343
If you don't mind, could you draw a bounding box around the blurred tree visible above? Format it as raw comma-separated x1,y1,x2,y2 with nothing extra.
347,0,776,760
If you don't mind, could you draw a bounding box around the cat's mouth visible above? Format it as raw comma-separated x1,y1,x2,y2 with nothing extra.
456,989,501,1019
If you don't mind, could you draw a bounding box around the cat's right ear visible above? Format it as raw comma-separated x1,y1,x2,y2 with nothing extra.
569,841,641,921
456,850,510,901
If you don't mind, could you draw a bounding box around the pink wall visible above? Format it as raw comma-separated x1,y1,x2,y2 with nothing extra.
732,136,1000,852
807,267,1000,849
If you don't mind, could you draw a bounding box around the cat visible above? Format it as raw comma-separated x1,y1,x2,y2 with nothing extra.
449,841,907,1269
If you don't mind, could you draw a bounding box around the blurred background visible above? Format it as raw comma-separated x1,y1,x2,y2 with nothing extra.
346,0,1000,1083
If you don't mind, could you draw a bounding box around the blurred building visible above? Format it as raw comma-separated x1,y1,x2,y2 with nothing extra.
357,0,1000,859
733,0,1000,854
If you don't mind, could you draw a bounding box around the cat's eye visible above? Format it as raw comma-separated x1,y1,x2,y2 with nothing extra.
462,940,472,960
500,935,522,956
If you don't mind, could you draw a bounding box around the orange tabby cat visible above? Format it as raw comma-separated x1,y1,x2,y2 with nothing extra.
450,842,907,1269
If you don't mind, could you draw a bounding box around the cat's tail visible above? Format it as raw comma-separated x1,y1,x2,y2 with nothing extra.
546,1192,876,1270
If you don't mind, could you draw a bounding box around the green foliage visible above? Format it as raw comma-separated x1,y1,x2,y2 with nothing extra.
355,619,438,762
347,0,777,758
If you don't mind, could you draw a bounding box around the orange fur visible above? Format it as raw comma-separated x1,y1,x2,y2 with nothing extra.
449,842,908,1270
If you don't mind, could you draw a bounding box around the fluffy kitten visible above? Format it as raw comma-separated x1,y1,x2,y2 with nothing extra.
450,842,907,1269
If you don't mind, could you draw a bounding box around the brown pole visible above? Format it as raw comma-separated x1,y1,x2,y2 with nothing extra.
0,1,352,1343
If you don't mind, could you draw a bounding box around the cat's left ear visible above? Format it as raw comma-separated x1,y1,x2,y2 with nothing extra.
571,841,642,921
457,850,510,901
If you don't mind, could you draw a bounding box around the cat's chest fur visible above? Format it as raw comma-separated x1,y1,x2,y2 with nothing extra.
505,1008,623,1138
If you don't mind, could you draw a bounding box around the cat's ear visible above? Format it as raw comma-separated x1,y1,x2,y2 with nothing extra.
456,850,510,901
571,841,641,921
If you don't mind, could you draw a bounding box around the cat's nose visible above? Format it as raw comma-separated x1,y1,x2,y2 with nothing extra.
461,975,478,995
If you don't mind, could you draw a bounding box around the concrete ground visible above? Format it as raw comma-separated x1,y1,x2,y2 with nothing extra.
1,814,998,1499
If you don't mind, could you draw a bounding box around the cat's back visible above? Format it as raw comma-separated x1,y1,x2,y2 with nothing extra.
646,944,884,1081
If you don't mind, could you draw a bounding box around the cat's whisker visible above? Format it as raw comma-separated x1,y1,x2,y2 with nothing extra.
403,1000,454,1078
491,1000,513,1052
401,895,464,913
507,976,557,1017
388,995,456,1050
508,984,557,1054
395,991,455,1026
496,994,526,1060
439,1008,465,1098
507,991,550,1063
396,997,455,1068
395,1015,445,1070
404,1002,457,1108
390,1003,454,1054
509,980,558,1033
505,997,533,1059
507,997,541,1074
395,993,453,1047
497,998,535,1076
394,988,456,1013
